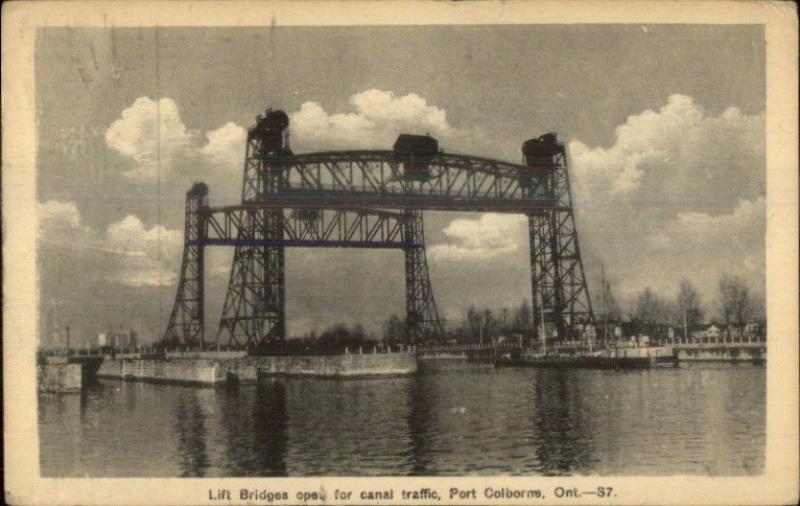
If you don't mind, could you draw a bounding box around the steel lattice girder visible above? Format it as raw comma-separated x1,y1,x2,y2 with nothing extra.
242,151,567,212
194,206,418,249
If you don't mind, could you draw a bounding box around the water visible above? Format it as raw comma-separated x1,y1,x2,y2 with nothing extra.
38,364,765,476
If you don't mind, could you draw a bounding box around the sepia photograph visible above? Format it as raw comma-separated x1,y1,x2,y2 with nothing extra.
4,1,798,505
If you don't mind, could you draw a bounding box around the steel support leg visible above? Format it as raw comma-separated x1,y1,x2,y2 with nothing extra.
402,210,444,343
164,185,208,347
218,209,285,347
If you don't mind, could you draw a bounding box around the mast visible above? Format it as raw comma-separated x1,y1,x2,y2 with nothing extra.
602,262,608,348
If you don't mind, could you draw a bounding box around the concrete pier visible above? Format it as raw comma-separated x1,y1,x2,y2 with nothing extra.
253,352,417,378
38,363,82,393
97,358,226,386
96,351,418,386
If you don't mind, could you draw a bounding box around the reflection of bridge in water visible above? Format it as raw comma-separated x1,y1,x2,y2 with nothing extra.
164,108,596,349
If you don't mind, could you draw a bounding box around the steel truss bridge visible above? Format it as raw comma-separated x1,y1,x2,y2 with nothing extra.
164,109,595,348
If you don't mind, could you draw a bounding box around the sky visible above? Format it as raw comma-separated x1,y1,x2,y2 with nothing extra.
35,25,766,346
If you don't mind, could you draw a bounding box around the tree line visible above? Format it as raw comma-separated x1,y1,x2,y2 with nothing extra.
602,273,763,341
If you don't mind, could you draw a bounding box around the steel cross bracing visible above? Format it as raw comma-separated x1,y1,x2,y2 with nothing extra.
527,150,595,343
163,185,207,347
402,210,444,342
248,151,565,213
196,206,413,249
163,201,439,346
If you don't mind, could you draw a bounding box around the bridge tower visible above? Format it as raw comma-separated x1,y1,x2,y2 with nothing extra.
218,110,291,347
523,134,595,344
403,210,444,342
163,182,208,347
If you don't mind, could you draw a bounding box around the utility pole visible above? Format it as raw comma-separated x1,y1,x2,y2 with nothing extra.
65,325,70,356
683,305,688,343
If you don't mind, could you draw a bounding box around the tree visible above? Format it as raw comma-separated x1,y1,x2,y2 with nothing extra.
675,278,704,328
482,309,497,342
385,313,404,343
512,299,532,333
633,287,671,344
718,274,754,333
466,305,482,342
634,288,664,325
599,281,620,322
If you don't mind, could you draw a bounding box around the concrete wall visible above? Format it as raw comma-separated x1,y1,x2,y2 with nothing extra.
165,350,248,360
218,357,259,382
96,352,417,385
38,363,82,393
676,346,765,363
98,359,225,385
253,352,417,377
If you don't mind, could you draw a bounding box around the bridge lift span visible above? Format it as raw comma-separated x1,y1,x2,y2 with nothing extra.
164,108,595,348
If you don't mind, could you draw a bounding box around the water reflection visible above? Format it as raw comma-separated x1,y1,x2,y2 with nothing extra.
174,389,210,477
406,372,436,475
39,366,766,477
529,370,596,475
215,380,289,476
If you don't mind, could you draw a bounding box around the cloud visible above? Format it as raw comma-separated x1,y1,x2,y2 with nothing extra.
568,94,764,212
104,98,247,198
201,122,247,169
429,214,527,261
38,200,88,232
289,89,458,151
105,97,193,181
563,94,766,310
104,215,184,287
647,197,765,256
38,201,186,288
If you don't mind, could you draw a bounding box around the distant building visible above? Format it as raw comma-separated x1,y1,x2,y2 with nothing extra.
744,320,761,336
689,324,721,342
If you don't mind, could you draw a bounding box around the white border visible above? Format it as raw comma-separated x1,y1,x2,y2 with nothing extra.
3,2,797,505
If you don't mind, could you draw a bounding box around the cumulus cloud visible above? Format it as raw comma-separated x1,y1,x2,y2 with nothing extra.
201,122,247,169
105,97,193,181
568,94,764,213
290,89,458,151
566,95,765,307
427,95,765,313
38,200,187,288
103,215,184,287
104,97,247,189
429,214,527,261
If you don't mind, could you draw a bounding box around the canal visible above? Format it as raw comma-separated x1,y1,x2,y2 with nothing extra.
38,363,765,476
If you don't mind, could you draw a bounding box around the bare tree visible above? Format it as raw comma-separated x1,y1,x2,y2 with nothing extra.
718,274,754,335
633,287,672,344
512,299,532,333
676,278,704,328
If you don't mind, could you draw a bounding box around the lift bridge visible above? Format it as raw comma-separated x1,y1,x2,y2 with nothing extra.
164,109,595,348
